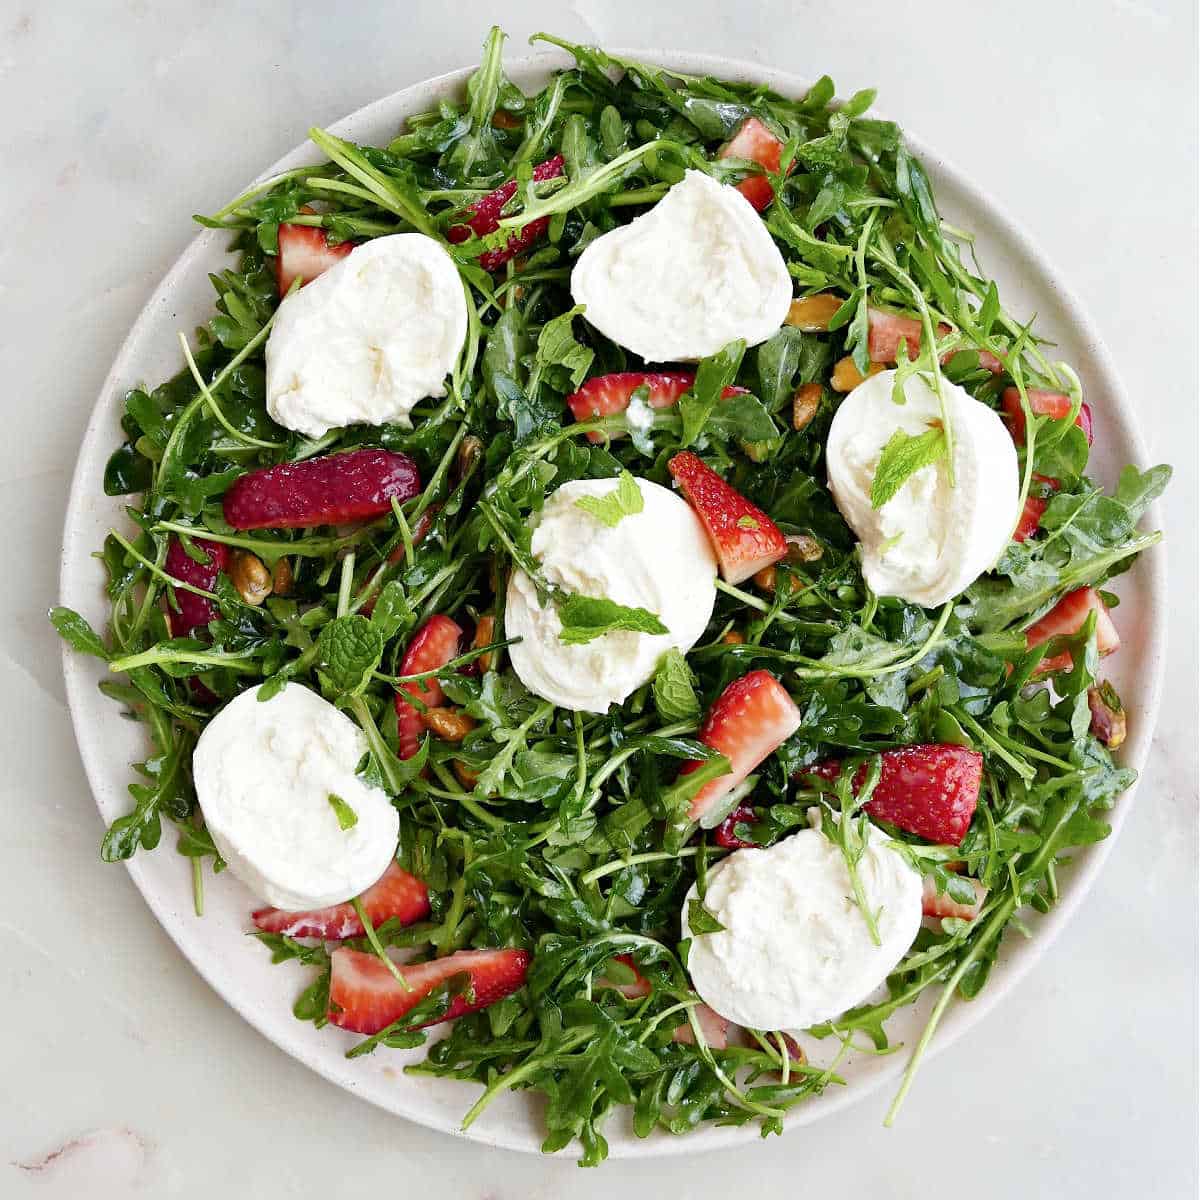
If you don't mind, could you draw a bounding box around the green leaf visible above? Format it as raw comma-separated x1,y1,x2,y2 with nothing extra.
315,615,384,699
328,793,358,830
680,340,745,447
652,648,700,722
573,471,644,528
687,898,726,936
557,594,668,645
870,426,947,509
370,581,415,641
534,304,594,389
49,607,110,660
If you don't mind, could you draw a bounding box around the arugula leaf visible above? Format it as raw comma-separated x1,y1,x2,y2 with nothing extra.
533,304,594,390
49,607,109,660
653,647,700,722
686,898,726,936
573,471,644,528
370,581,416,641
315,616,384,699
870,426,947,509
680,340,745,446
557,594,668,645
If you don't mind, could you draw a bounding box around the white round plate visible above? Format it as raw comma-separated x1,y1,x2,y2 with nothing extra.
59,49,1166,1158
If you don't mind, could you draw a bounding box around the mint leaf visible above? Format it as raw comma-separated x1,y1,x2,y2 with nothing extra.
687,898,726,936
534,304,594,388
573,471,644,528
680,339,745,447
653,647,700,722
557,594,668,645
328,793,358,830
870,426,947,509
315,615,384,699
49,607,109,660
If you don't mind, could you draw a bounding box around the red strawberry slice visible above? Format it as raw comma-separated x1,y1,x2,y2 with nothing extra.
1025,586,1119,674
223,450,420,531
597,953,653,1000
713,803,757,849
446,155,564,271
394,614,464,760
680,670,802,823
1001,388,1094,446
806,744,983,846
718,117,786,212
164,536,229,636
566,372,746,443
922,874,987,922
867,308,1004,374
673,1003,732,1049
668,452,787,584
274,221,354,297
1012,474,1061,542
328,946,531,1034
252,861,430,940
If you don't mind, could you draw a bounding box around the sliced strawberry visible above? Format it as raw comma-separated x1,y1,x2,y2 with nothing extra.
597,953,653,1000
274,221,353,297
680,670,801,824
922,874,987,922
867,308,1004,374
673,1003,732,1049
446,155,564,271
223,450,421,531
806,744,983,846
1025,586,1119,673
718,117,785,212
713,803,757,849
394,614,464,759
1012,475,1061,543
566,372,746,443
251,861,430,939
667,451,787,584
164,536,229,636
328,946,530,1034
1001,388,1094,446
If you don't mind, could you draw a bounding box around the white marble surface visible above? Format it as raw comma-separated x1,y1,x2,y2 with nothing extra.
2,1,1196,1196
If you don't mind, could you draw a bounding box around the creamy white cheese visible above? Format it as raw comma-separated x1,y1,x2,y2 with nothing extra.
570,170,792,362
826,369,1019,607
192,683,398,910
684,826,922,1030
265,233,467,438
505,477,716,713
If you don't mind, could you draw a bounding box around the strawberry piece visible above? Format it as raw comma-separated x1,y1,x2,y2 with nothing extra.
252,861,431,940
566,372,745,443
1025,586,1119,674
1012,475,1061,543
922,874,987,922
1001,388,1094,446
673,1003,732,1049
597,953,653,1000
274,221,353,297
718,117,785,212
446,155,564,271
806,744,983,846
680,670,802,823
328,946,531,1034
223,449,420,531
668,451,787,584
394,614,464,760
867,308,1004,374
164,536,229,635
713,803,757,849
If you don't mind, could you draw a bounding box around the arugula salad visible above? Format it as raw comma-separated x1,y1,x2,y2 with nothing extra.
53,28,1170,1165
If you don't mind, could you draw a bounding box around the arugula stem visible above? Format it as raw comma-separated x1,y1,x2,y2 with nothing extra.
351,898,413,992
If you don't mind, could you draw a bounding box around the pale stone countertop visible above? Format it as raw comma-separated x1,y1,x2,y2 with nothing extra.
2,1,1196,1197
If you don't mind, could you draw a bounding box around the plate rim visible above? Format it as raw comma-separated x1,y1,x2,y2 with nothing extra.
58,46,1168,1158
